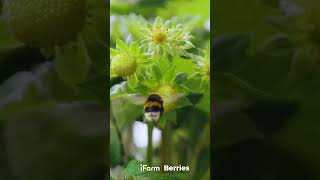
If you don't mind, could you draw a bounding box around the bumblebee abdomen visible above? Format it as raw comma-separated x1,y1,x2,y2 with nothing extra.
144,100,164,113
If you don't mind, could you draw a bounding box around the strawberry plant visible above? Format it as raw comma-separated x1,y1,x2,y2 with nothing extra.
110,0,210,179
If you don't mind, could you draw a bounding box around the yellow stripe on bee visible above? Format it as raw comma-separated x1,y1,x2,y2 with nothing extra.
144,101,161,108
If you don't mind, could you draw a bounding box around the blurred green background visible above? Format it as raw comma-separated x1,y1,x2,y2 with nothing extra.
213,0,320,179
0,0,108,179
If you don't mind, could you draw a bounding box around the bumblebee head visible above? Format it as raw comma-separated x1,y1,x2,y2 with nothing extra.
146,94,163,103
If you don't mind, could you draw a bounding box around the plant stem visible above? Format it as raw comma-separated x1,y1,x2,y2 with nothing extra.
147,122,154,165
111,117,127,164
160,125,172,168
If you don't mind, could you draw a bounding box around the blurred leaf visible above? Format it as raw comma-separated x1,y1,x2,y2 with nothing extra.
214,73,270,103
195,88,210,113
288,47,320,96
213,33,250,73
151,64,162,81
213,0,279,47
0,20,22,48
176,96,192,109
116,39,128,51
163,65,176,83
155,16,162,27
111,97,142,129
267,15,301,34
110,125,122,167
127,74,139,89
81,0,108,76
274,94,320,178
4,103,106,180
259,33,295,57
158,110,177,129
234,46,293,96
245,99,299,136
77,75,108,104
55,38,91,87
214,112,264,148
130,42,140,55
125,14,148,40
175,72,188,85
184,73,203,93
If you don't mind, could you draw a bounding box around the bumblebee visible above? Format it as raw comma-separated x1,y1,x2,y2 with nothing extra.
144,94,164,122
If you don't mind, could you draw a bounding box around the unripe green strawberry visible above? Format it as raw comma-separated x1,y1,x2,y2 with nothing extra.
2,0,88,47
111,52,137,77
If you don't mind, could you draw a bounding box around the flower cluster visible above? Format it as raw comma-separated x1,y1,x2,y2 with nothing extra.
110,16,196,78
141,17,195,59
110,15,210,128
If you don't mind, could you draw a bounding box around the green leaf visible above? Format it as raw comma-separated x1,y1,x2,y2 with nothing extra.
127,74,139,89
159,110,177,129
183,41,195,49
176,96,192,108
151,64,162,81
55,37,91,87
163,65,176,83
130,41,140,55
110,125,122,167
110,48,119,57
116,39,128,51
155,16,163,27
135,85,151,96
163,43,174,55
111,97,143,130
147,23,153,30
184,73,203,92
175,73,188,85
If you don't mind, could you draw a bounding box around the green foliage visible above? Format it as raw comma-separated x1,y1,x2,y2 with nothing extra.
55,38,91,87
213,0,320,179
0,0,108,179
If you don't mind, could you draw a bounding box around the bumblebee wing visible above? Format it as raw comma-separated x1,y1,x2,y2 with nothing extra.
126,94,146,105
